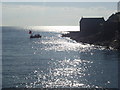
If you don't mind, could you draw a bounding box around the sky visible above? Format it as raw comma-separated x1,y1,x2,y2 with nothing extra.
1,2,118,26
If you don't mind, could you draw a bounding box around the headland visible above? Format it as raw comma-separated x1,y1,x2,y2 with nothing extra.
62,12,120,50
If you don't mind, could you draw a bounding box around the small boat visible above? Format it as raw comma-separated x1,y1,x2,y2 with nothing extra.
29,30,41,38
30,34,42,38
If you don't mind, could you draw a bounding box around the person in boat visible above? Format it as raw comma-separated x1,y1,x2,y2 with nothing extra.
29,30,32,34
29,30,33,38
29,30,41,38
35,34,41,37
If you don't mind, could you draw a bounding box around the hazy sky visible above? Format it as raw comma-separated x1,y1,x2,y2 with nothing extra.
2,2,117,26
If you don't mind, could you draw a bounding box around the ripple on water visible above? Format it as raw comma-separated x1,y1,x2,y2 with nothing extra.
23,58,94,88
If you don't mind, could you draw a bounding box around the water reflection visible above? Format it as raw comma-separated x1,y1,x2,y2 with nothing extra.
22,32,117,88
23,34,98,88
2,27,118,88
33,34,105,52
25,58,93,88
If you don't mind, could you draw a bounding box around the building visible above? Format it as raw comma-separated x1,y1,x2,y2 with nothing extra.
79,17,105,36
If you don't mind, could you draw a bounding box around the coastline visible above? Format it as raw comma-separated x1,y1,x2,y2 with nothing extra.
62,31,120,50
62,12,120,50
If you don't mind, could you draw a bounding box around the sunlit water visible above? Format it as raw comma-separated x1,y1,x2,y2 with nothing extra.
2,26,119,88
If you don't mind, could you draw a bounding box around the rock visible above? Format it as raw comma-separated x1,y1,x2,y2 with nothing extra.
62,12,120,50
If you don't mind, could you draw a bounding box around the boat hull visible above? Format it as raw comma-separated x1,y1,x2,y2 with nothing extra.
30,35,42,38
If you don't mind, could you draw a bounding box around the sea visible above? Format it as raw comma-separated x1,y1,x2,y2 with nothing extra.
1,26,120,88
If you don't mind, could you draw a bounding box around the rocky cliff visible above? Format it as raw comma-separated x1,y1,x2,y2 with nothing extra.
63,12,120,50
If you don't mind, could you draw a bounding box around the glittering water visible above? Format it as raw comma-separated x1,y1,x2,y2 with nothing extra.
2,26,119,88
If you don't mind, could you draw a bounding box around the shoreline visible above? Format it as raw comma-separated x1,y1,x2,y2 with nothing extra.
62,12,120,50
62,31,120,50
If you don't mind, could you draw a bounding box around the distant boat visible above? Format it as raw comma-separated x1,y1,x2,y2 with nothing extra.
30,34,42,38
29,30,42,38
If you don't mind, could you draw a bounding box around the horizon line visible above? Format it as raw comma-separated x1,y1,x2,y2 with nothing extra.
1,0,120,2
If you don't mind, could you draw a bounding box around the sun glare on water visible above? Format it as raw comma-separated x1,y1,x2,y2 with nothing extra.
19,25,108,88
25,26,80,32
